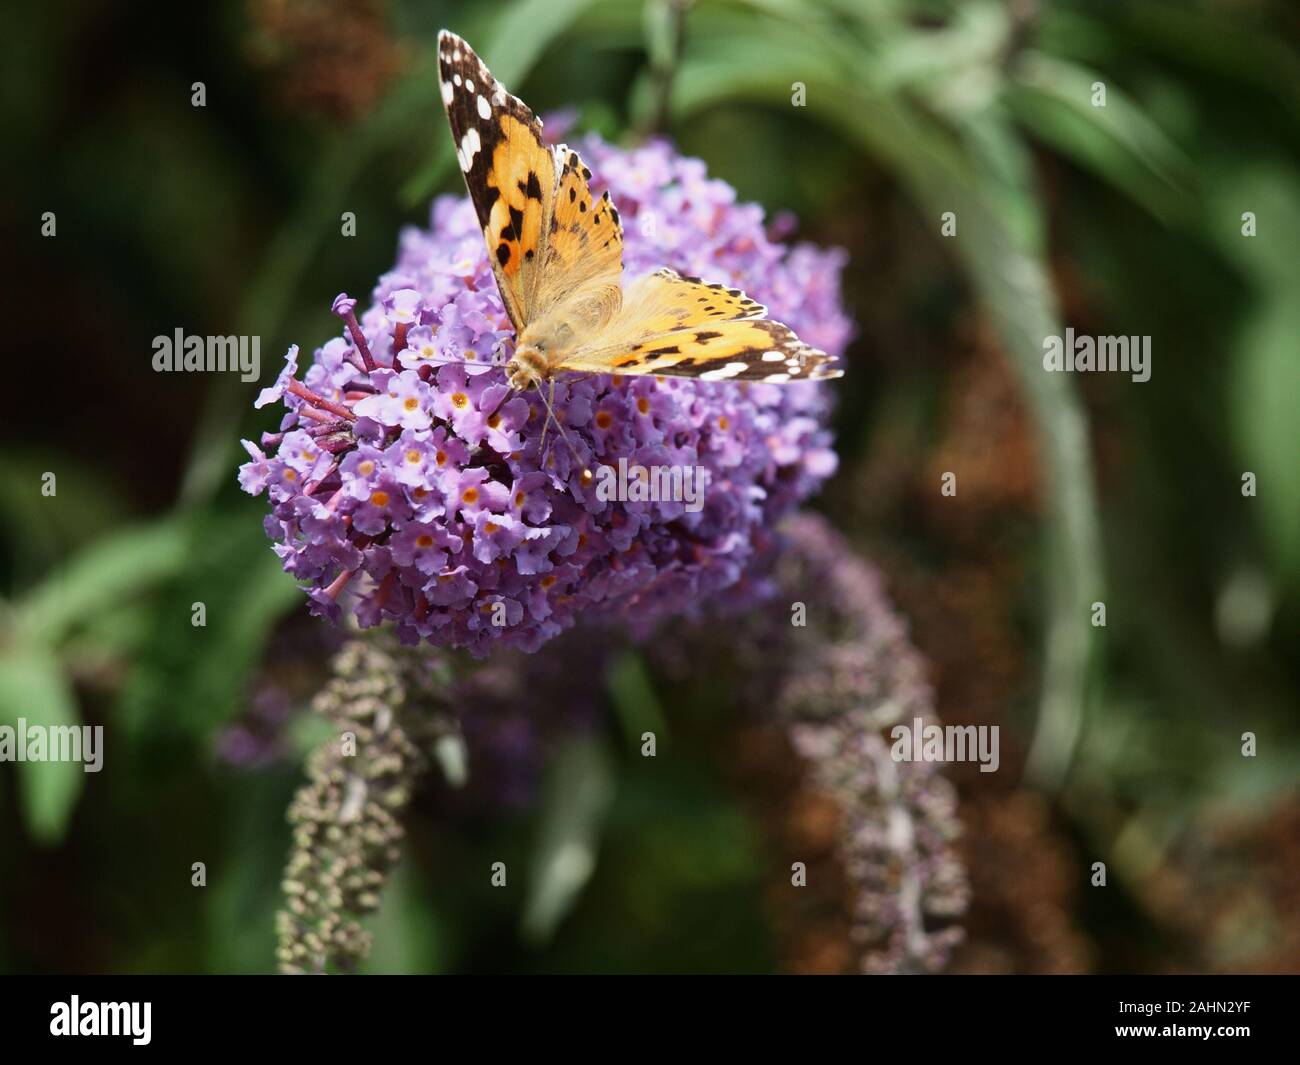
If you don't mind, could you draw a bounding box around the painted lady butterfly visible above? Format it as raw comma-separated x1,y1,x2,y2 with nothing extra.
437,30,843,391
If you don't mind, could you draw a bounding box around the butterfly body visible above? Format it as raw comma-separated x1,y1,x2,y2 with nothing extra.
437,30,842,389
507,278,623,390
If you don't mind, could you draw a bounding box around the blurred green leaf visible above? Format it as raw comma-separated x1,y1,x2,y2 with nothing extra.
1118,3,1300,126
870,0,1007,97
605,649,667,749
1210,168,1300,583
0,643,83,844
19,520,187,645
364,859,446,974
1229,298,1300,582
116,509,300,743
1007,53,1196,224
521,736,615,944
0,454,132,588
669,21,1103,789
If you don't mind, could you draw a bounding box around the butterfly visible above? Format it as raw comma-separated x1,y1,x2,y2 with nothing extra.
437,30,843,396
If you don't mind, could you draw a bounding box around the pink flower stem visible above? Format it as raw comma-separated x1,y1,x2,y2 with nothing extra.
323,569,355,601
303,462,339,495
287,380,356,421
306,419,351,436
338,307,377,372
315,436,355,454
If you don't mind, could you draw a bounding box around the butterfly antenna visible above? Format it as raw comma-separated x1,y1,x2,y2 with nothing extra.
534,375,588,477
539,388,550,453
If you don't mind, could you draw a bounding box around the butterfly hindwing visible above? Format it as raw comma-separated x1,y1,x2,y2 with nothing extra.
545,148,623,278
438,31,556,331
553,270,842,382
526,145,626,326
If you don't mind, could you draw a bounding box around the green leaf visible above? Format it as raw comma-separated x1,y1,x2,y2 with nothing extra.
1006,53,1196,224
1211,168,1300,583
669,24,1104,790
116,508,301,743
520,737,616,944
605,649,667,750
0,452,131,585
364,860,447,975
0,644,84,844
20,520,187,645
1229,298,1300,582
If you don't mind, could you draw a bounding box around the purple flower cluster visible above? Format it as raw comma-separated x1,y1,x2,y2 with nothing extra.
241,136,851,656
759,515,967,973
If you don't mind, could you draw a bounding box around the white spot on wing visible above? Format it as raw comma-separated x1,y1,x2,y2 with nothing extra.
699,361,749,381
459,128,481,170
761,350,784,362
477,94,491,119
764,373,791,383
441,81,455,106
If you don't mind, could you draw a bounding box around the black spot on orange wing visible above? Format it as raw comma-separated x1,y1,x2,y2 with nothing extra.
438,31,556,331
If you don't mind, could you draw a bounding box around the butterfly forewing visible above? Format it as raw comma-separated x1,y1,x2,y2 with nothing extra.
438,31,556,331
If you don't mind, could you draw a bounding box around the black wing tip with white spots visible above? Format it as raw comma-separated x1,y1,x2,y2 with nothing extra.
718,321,844,383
